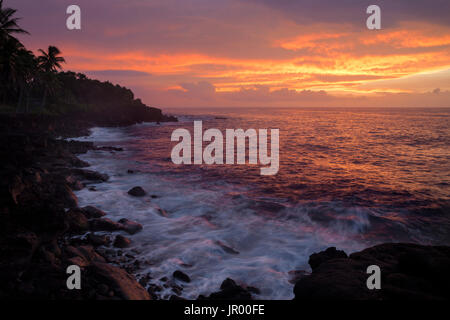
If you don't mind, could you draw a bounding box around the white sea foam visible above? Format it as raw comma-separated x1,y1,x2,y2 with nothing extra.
69,127,132,143
73,125,374,300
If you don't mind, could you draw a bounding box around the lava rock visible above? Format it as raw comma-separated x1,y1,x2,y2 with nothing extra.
127,186,147,197
87,233,111,247
199,278,253,300
173,270,191,283
65,245,106,268
71,169,109,182
118,218,143,235
65,175,84,191
90,218,123,232
308,247,348,271
113,235,131,248
66,208,90,233
96,146,123,152
88,262,151,300
58,184,79,208
81,206,107,219
294,243,450,300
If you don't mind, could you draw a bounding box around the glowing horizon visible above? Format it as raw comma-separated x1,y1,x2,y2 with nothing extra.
11,0,450,108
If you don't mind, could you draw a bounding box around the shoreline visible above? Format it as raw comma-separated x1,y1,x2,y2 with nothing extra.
1,114,449,300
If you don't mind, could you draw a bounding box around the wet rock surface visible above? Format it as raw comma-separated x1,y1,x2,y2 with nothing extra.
127,186,147,197
0,114,161,300
114,235,131,248
198,278,254,300
294,243,450,300
173,270,191,283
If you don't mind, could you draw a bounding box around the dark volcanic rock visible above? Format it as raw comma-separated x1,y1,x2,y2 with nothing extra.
70,169,109,182
113,235,131,248
86,233,111,247
118,218,143,235
65,140,95,154
127,186,147,197
57,184,79,208
308,247,347,271
89,217,142,235
216,241,239,255
96,146,124,152
0,111,176,300
294,243,450,300
66,208,90,233
88,262,151,300
65,175,84,191
81,206,107,219
198,278,253,300
65,245,106,268
173,270,191,283
90,218,123,232
246,286,261,295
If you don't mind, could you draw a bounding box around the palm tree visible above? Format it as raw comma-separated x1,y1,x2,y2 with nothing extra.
16,49,38,112
0,37,37,111
37,46,66,73
0,0,29,44
0,36,24,103
0,0,30,105
37,46,65,108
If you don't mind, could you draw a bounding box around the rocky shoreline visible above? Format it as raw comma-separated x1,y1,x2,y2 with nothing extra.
1,114,449,300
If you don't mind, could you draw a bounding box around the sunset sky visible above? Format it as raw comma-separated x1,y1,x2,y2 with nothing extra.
12,0,450,108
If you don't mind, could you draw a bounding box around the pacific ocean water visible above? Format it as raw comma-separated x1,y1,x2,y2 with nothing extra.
72,107,450,299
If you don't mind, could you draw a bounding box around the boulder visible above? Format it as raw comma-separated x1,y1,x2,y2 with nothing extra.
86,233,111,247
65,245,106,267
57,184,79,208
216,241,239,255
118,218,143,235
308,247,347,271
65,175,84,191
9,175,26,205
89,262,151,300
90,218,123,232
173,270,191,283
199,278,253,300
127,187,147,197
96,146,123,152
81,206,107,219
113,235,131,248
66,208,90,233
294,243,450,300
71,169,109,182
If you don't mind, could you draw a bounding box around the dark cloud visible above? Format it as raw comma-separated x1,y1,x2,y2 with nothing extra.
251,0,450,28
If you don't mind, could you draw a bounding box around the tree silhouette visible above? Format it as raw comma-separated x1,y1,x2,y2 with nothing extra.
37,46,65,108
0,0,29,44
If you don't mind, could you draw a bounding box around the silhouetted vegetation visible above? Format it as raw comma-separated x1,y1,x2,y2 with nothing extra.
0,0,172,124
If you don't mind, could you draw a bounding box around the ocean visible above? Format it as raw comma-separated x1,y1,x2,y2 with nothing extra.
73,107,450,299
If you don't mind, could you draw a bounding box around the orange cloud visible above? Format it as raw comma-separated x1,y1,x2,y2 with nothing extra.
41,19,450,107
